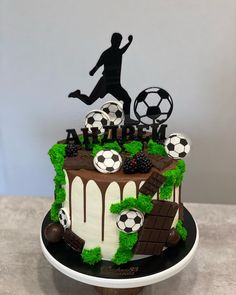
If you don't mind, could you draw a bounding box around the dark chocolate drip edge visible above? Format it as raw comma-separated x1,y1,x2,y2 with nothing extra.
65,172,183,242
67,173,76,229
66,172,146,242
80,177,89,223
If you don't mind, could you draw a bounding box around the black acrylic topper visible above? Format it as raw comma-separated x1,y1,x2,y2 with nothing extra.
134,87,173,125
68,33,173,126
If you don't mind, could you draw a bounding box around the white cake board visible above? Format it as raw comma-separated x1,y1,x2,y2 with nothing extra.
40,217,198,290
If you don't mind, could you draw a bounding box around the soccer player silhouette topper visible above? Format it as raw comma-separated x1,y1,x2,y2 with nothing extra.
68,33,139,124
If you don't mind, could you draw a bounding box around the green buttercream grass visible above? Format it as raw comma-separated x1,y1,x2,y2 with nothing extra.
123,141,143,157
48,144,67,222
147,139,167,156
110,194,152,265
176,220,188,240
112,232,138,265
119,232,138,250
81,247,102,265
110,194,153,215
50,202,61,222
112,248,133,265
160,159,186,200
91,141,121,157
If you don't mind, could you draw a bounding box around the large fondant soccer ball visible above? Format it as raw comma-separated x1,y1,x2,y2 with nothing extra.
164,133,191,159
58,208,70,229
93,149,122,173
100,101,124,126
116,209,144,233
85,110,110,133
134,87,173,125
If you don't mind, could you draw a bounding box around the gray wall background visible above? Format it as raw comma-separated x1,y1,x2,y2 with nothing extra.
1,0,236,204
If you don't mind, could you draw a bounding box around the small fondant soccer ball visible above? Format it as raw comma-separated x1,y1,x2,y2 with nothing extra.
164,133,191,159
93,149,122,173
116,209,144,233
85,110,110,133
100,101,124,125
58,208,71,229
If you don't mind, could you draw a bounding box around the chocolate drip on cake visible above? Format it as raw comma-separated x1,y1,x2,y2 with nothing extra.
79,176,89,223
64,162,179,243
95,182,110,242
67,173,76,228
178,185,184,221
118,183,124,201
135,180,142,198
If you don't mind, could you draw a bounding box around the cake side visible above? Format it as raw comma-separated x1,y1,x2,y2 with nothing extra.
61,158,184,261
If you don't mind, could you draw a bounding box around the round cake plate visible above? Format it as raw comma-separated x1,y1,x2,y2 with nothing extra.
40,207,199,293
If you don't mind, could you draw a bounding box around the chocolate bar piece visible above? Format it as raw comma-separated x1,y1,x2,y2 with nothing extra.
139,172,166,197
63,228,85,253
134,200,179,256
148,154,175,171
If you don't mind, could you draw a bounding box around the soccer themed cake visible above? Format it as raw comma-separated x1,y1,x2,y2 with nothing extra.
43,33,191,266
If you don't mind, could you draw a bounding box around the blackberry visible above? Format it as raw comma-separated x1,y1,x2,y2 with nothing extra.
66,142,78,157
123,157,138,174
135,152,152,173
135,152,146,161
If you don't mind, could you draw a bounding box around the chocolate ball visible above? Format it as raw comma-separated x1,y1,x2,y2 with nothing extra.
44,223,64,243
166,228,180,247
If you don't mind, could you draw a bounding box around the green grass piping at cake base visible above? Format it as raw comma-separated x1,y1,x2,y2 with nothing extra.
112,232,138,265
110,194,152,265
176,220,188,240
48,143,67,222
81,247,102,265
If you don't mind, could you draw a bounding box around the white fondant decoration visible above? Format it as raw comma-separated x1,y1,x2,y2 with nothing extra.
100,101,124,126
58,208,71,229
164,133,191,159
85,109,110,133
116,209,144,233
93,149,122,174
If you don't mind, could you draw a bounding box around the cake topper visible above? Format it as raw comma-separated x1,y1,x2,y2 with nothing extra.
67,33,175,145
134,87,173,125
100,101,124,126
85,109,110,133
69,33,139,124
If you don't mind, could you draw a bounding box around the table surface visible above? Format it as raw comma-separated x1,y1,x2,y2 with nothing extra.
0,197,236,295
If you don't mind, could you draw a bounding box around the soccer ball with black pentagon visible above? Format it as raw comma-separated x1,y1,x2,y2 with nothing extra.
58,208,71,229
164,133,191,159
100,101,124,125
93,149,122,173
116,209,144,233
134,87,173,125
85,110,110,133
